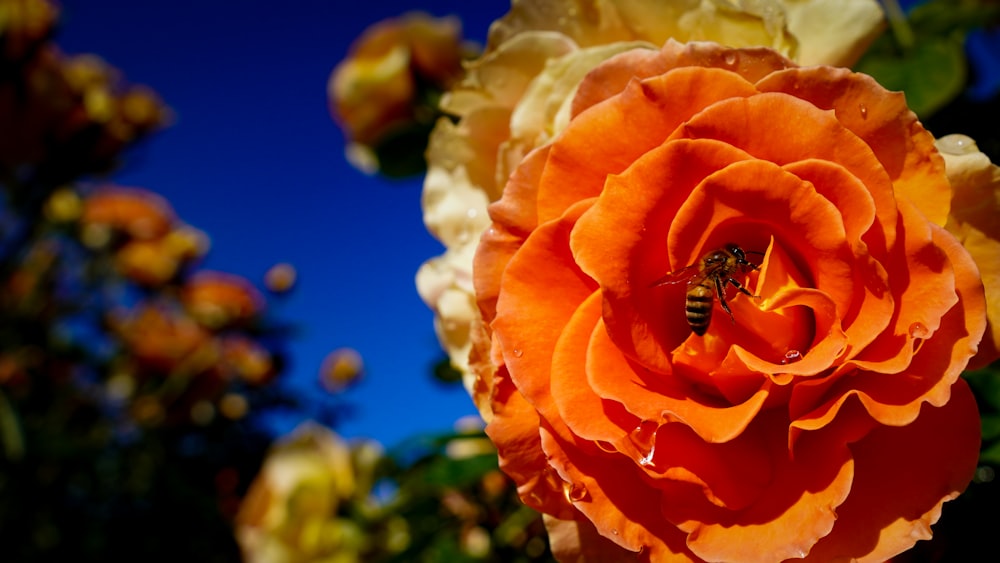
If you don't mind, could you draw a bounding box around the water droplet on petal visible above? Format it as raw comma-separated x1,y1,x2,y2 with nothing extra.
629,420,659,467
780,349,803,365
563,481,589,503
639,445,656,467
909,322,930,339
611,529,619,536
858,103,868,119
512,348,523,358
936,133,977,155
723,52,737,66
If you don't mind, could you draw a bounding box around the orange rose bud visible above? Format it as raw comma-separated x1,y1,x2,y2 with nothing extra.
182,271,265,330
475,41,985,562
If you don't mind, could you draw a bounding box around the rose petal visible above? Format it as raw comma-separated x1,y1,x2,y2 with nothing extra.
537,66,761,224
681,411,854,563
756,67,950,226
571,139,757,373
584,318,772,444
486,368,576,520
492,200,599,410
570,40,792,117
539,424,698,560
550,292,638,444
801,379,980,562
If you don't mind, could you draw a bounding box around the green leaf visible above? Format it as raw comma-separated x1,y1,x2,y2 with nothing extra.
908,0,1000,38
433,357,463,384
855,36,967,118
373,121,434,178
420,452,498,489
982,414,1000,442
980,439,1000,466
965,366,1000,413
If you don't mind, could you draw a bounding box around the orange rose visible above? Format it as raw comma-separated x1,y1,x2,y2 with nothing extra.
417,0,886,406
475,41,985,562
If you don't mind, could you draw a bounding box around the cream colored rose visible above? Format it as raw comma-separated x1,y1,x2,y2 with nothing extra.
937,134,1000,367
417,0,886,403
235,423,365,563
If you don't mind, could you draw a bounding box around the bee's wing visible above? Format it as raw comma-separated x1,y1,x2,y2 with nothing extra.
650,265,705,287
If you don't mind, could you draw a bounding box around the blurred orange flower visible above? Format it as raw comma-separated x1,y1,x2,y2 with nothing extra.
263,262,297,294
319,347,364,392
0,38,168,175
475,40,984,562
109,304,215,376
182,271,265,330
220,335,275,386
329,12,469,174
113,226,209,286
80,186,175,242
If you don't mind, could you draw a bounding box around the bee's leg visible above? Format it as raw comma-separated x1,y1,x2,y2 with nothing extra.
728,278,760,300
716,276,737,324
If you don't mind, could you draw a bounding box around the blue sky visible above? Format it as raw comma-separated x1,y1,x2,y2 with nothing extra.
56,0,507,447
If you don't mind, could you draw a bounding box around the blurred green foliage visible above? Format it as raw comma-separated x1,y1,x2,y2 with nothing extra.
855,0,1000,119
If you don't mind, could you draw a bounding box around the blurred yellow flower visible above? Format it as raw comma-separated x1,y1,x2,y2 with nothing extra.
236,423,364,563
0,0,58,61
43,186,82,223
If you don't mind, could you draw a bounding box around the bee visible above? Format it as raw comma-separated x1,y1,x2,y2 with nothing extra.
651,244,763,336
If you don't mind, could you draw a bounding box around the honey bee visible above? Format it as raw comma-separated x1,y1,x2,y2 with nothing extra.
651,244,763,336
